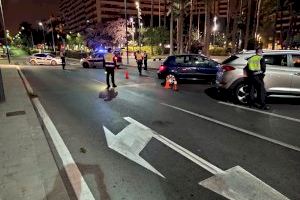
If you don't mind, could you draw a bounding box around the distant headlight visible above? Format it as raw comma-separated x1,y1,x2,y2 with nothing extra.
80,58,84,62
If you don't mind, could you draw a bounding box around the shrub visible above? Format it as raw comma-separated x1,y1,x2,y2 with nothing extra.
209,47,228,56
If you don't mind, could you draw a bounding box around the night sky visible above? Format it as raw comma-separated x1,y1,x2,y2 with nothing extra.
2,0,59,34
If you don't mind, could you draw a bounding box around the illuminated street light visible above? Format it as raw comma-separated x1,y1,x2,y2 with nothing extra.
38,21,46,48
212,16,218,46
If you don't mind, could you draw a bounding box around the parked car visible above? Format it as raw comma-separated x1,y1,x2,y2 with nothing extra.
80,51,122,68
157,54,220,82
216,50,300,104
29,53,62,66
113,50,122,68
80,52,105,68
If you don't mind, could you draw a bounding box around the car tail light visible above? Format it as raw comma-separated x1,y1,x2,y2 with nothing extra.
222,65,235,72
159,65,166,71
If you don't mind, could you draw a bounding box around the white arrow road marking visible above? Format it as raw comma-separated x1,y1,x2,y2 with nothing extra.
161,102,300,152
218,101,300,123
104,117,289,200
199,166,289,200
103,118,165,178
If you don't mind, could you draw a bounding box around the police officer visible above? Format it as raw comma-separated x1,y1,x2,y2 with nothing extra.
135,50,143,75
246,47,269,110
104,48,117,89
60,50,66,70
143,51,148,70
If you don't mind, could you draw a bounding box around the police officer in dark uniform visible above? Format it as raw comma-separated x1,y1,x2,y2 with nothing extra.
246,47,269,110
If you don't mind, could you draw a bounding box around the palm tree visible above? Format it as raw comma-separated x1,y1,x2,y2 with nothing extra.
170,0,174,55
187,0,193,53
231,0,241,53
151,0,154,27
178,0,185,54
225,0,231,49
203,0,212,55
244,0,252,50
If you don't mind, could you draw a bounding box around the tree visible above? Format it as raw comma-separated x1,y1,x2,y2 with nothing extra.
244,0,252,50
187,0,193,53
103,18,127,47
203,0,212,55
143,27,169,47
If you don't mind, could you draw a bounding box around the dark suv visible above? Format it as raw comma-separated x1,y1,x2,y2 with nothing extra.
157,54,220,81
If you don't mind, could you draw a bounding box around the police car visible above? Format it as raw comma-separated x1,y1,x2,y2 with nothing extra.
80,49,122,68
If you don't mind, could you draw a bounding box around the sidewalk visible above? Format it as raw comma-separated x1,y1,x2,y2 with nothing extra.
0,66,70,200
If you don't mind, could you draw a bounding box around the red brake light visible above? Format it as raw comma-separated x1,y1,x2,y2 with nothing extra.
159,65,166,71
222,65,235,72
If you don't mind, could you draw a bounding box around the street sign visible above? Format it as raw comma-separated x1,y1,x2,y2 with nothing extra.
103,117,289,200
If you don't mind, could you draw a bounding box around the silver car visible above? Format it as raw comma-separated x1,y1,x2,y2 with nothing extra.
217,50,300,104
29,53,62,66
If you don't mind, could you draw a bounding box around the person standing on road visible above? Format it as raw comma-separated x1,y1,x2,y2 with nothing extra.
104,48,117,89
60,51,66,70
136,50,143,75
143,51,148,70
245,47,269,110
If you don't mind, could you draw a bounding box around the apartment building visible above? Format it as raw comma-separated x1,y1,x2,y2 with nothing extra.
59,0,167,33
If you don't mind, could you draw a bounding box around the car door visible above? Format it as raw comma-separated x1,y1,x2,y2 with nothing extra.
290,54,300,93
263,54,292,93
45,54,54,65
193,55,219,80
34,54,45,64
94,53,104,68
175,55,198,79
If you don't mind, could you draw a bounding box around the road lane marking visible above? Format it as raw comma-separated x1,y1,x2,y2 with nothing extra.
124,117,223,175
219,101,300,123
17,66,95,200
161,103,300,152
104,117,289,200
33,98,95,200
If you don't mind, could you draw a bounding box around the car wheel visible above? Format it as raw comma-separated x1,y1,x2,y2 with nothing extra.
30,60,36,65
233,82,250,104
83,62,89,68
51,60,57,66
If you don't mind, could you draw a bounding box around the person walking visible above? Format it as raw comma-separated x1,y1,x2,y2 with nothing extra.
135,50,143,75
245,47,269,110
60,51,66,70
104,48,117,89
143,51,148,70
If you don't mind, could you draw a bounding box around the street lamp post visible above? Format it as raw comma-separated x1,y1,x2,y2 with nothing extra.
50,19,56,53
136,1,142,50
0,0,10,64
38,22,46,51
124,0,129,65
212,16,218,46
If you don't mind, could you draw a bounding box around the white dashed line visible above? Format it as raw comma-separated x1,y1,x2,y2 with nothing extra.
161,102,300,152
218,101,300,123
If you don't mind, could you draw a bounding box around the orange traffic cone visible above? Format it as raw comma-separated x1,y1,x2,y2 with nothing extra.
173,81,179,91
125,71,129,79
164,80,171,89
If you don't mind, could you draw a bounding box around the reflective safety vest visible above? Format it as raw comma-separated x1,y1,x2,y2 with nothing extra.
104,53,115,67
248,55,262,71
136,53,143,61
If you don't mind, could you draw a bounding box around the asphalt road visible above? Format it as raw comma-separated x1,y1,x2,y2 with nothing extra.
20,63,300,200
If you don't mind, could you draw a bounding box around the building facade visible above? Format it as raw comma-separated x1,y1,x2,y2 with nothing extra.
59,0,168,33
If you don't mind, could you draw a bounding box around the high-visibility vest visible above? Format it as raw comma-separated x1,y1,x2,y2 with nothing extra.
248,55,262,71
136,53,143,61
104,53,115,67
